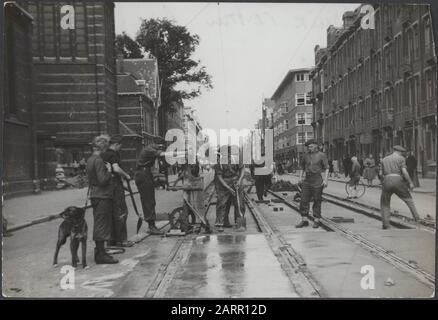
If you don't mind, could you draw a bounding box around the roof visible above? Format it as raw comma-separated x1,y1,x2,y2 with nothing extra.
120,58,160,101
117,74,143,94
271,68,314,100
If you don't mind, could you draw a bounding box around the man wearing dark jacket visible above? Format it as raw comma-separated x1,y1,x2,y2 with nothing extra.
86,135,118,264
102,134,133,248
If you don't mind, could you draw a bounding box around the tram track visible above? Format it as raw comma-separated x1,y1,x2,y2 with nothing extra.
322,191,436,231
242,192,323,297
267,190,436,290
143,177,216,298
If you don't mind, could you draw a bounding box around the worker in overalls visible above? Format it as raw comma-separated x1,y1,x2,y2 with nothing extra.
214,149,245,232
296,139,329,229
134,142,165,235
172,161,203,232
380,145,420,229
102,134,134,247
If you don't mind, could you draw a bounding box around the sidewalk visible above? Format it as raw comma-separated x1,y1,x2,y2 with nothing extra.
3,172,214,232
286,172,436,194
324,174,436,194
280,173,436,221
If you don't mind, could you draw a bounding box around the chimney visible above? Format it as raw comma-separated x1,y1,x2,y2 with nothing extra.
342,11,356,29
116,53,124,74
327,25,345,48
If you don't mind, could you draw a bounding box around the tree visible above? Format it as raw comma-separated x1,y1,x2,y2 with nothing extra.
135,18,213,112
116,32,143,59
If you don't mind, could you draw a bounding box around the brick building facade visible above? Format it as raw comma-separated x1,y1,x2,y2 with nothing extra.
271,68,313,165
3,3,36,196
311,4,436,177
19,1,118,179
116,57,161,173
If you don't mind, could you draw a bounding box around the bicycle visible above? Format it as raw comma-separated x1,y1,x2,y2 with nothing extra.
345,177,367,199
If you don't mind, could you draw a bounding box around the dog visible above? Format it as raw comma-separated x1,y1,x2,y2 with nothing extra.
53,206,88,268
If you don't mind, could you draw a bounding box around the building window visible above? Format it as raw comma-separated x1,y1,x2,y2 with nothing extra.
305,112,312,125
306,131,314,141
413,24,419,59
296,93,305,106
296,132,314,145
297,132,305,144
285,119,289,130
305,92,312,105
426,70,434,100
281,102,288,114
296,113,305,125
424,16,432,55
296,73,307,82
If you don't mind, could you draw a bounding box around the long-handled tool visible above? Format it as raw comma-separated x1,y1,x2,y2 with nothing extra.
183,197,211,233
124,177,144,233
233,183,246,229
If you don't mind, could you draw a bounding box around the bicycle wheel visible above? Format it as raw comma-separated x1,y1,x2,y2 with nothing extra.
355,182,366,198
345,181,366,198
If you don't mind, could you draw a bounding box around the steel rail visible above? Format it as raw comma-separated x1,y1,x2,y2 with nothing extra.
268,190,436,290
242,192,323,297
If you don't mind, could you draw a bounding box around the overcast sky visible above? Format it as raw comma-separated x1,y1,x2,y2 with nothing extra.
115,2,358,134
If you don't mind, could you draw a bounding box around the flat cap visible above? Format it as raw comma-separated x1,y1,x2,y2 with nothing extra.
304,139,317,147
110,134,124,144
393,145,407,152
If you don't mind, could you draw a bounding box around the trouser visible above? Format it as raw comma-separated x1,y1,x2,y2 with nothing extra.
380,175,420,228
91,198,113,242
215,186,245,226
111,182,128,242
299,174,323,219
255,175,266,200
135,169,156,222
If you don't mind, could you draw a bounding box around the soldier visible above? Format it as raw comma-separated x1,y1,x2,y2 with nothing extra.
380,145,420,229
102,134,134,248
134,142,165,235
214,149,245,232
86,135,118,264
296,139,329,229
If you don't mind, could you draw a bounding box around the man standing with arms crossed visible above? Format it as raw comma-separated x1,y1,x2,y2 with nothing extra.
296,140,329,229
380,145,420,229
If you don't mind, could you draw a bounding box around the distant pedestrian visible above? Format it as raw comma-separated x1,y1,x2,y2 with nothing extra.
328,159,334,177
332,159,340,178
380,145,420,229
406,151,420,188
359,158,364,176
347,156,362,198
343,154,352,178
363,154,377,187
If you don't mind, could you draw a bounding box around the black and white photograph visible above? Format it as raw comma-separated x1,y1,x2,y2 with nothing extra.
1,1,437,301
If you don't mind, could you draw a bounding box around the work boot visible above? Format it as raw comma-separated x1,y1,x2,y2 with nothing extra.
295,220,309,228
312,219,320,229
94,248,119,264
148,221,164,235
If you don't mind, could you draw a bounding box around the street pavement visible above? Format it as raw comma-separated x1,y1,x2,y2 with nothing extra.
279,173,436,221
3,174,177,231
2,171,215,297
